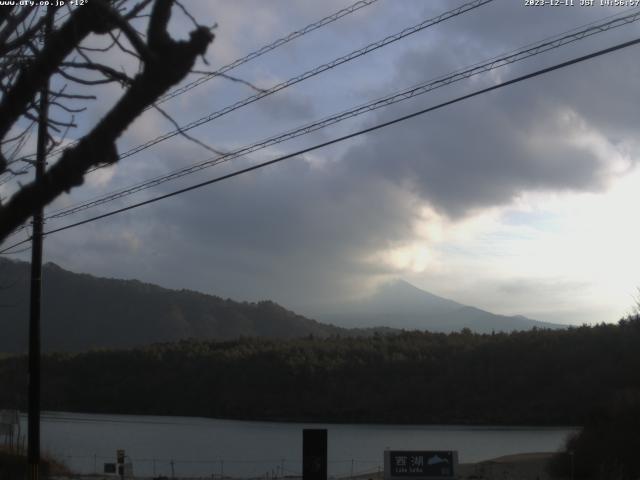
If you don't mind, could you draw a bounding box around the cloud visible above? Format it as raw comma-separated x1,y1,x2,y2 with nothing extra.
339,22,640,218
44,153,419,307
253,91,315,122
10,1,638,328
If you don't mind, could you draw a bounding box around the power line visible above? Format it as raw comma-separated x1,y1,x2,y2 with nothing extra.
0,0,380,179
1,0,494,195
3,6,638,246
0,244,31,255
37,8,640,224
4,4,638,241
153,0,380,107
108,0,494,163
2,35,638,255
2,6,636,244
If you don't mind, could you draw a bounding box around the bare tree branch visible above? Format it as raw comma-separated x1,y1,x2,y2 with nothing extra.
57,68,119,86
0,0,215,242
50,90,97,101
191,70,267,93
62,61,134,86
108,30,143,61
77,32,121,53
96,3,153,61
0,4,99,145
0,8,33,49
50,100,87,114
124,0,155,20
1,119,36,145
175,0,200,30
152,102,225,156
0,13,47,57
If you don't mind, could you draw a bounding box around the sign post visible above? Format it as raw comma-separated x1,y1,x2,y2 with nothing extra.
117,449,125,479
303,429,327,480
384,451,458,480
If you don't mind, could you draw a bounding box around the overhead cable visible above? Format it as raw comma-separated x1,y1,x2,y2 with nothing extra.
112,0,494,162
41,8,640,223
0,0,380,177
3,35,639,254
154,0,381,107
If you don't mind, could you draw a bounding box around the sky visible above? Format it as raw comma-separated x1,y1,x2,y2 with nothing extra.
2,0,640,326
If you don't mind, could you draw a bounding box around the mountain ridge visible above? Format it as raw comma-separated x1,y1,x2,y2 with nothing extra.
309,278,564,332
0,258,345,353
0,258,563,353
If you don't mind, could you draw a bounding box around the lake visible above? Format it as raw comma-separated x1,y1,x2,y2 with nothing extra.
16,412,576,478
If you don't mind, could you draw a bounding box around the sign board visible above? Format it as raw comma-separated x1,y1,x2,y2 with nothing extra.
303,429,327,480
104,463,117,474
384,451,458,480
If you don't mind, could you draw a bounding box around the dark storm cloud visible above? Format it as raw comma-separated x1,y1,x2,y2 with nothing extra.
341,88,610,217
30,1,640,318
151,158,417,299
339,7,640,218
45,154,418,305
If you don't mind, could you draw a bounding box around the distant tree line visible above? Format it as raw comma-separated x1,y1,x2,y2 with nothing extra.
1,318,639,430
548,384,640,479
545,314,640,480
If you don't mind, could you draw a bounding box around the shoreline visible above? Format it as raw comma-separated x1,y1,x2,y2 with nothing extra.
347,453,557,480
43,453,558,480
1,450,558,480
458,452,556,480
21,410,581,430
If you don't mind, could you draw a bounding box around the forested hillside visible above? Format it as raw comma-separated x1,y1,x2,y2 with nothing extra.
0,258,344,352
1,259,563,354
1,318,638,425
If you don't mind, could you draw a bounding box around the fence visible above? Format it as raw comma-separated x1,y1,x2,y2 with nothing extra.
0,410,24,455
48,455,382,480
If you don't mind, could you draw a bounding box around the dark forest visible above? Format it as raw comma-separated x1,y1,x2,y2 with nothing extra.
1,318,639,426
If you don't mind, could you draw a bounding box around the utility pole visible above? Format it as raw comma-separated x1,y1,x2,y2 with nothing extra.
569,450,575,480
28,8,52,480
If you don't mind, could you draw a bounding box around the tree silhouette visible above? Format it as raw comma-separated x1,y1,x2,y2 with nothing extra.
0,0,215,243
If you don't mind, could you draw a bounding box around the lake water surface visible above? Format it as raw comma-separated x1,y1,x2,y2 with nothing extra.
18,412,576,478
